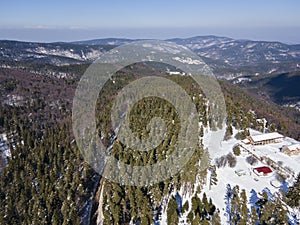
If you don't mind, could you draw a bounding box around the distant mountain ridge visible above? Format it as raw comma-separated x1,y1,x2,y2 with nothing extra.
71,35,300,66
71,38,145,46
1,35,300,75
72,35,233,48
0,40,114,65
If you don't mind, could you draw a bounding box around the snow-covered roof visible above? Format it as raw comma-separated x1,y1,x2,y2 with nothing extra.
250,132,284,143
285,143,300,151
242,138,251,144
235,169,246,175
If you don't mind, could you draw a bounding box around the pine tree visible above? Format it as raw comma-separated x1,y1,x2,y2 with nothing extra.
190,213,200,225
167,196,179,225
200,125,204,137
238,189,248,225
211,210,221,225
208,198,216,216
140,215,150,225
182,201,189,214
51,209,62,225
224,124,233,140
249,206,258,225
225,184,232,222
210,166,218,186
286,173,300,208
233,145,241,156
230,186,240,224
273,199,288,225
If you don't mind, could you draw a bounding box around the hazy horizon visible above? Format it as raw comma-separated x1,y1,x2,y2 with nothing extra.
0,28,300,44
1,0,300,44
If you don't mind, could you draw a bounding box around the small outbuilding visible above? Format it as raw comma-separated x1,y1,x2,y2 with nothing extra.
253,166,273,176
282,144,300,156
242,139,251,145
235,169,247,176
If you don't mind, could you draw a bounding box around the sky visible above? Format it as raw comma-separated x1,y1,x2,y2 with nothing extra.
0,0,300,43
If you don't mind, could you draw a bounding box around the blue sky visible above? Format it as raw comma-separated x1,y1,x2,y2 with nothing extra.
0,0,300,43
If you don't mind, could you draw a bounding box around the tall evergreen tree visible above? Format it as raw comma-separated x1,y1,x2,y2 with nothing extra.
167,196,179,225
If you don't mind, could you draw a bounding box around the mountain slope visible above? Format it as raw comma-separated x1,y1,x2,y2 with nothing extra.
192,40,300,67
238,70,300,109
0,40,114,65
166,35,233,49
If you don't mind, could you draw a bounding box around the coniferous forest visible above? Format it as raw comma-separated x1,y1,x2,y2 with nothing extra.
0,62,299,225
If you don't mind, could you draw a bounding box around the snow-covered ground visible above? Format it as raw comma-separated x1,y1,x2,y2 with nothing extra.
0,133,10,173
153,127,299,224
3,94,25,106
203,128,300,224
284,102,300,112
233,77,252,84
0,133,10,158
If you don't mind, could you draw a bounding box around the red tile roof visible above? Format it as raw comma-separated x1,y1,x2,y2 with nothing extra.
254,166,272,174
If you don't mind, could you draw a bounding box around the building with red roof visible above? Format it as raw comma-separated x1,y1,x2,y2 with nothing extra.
253,166,273,176
282,144,300,156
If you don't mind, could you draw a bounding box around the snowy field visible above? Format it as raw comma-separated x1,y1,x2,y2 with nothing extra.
203,128,300,224
155,127,300,224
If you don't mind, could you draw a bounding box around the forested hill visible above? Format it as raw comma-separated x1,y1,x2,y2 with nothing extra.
236,70,300,110
220,80,300,140
0,62,299,224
